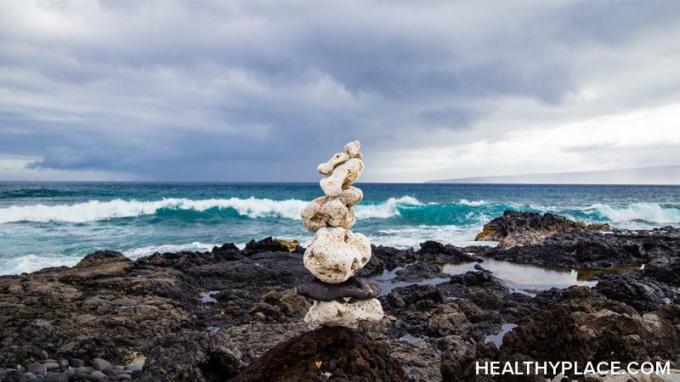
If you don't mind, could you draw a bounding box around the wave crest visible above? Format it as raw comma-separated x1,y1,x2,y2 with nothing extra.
2,196,679,227
355,196,423,219
0,197,309,223
584,202,680,224
0,196,425,223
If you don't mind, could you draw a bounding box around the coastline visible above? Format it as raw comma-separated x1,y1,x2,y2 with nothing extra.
1,211,679,381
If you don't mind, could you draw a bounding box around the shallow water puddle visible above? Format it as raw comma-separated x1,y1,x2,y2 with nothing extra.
372,267,450,296
485,323,518,347
442,259,597,292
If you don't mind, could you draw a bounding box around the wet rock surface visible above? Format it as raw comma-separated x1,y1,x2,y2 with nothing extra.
1,212,680,381
475,210,609,248
478,212,680,270
297,277,380,301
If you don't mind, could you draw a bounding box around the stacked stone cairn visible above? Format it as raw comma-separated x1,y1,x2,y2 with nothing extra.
297,140,384,329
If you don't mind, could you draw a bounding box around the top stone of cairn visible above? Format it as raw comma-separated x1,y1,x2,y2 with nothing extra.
317,141,364,197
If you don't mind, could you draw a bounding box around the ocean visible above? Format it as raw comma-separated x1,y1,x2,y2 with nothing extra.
1,182,680,276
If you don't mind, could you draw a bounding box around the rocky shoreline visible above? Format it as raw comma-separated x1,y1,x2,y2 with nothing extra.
1,212,680,381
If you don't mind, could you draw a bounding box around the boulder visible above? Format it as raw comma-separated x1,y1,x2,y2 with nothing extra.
301,195,356,232
475,210,609,248
304,298,384,329
231,326,404,382
303,227,371,283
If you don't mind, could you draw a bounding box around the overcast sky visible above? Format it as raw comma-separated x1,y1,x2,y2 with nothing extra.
1,1,680,182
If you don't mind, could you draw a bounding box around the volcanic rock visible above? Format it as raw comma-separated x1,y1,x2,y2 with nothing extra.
231,326,404,382
297,277,380,301
475,210,609,247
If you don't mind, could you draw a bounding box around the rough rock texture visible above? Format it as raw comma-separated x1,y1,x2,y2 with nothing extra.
595,260,680,312
301,195,356,232
241,237,303,256
0,244,310,369
319,158,364,197
305,298,384,329
476,210,610,248
499,287,680,376
303,227,371,283
477,213,680,270
231,327,405,382
248,288,311,322
139,330,241,382
297,277,380,301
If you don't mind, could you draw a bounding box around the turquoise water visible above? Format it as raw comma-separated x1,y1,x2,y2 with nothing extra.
1,182,680,275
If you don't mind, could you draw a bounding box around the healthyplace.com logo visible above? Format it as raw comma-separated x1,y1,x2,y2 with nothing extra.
475,361,672,376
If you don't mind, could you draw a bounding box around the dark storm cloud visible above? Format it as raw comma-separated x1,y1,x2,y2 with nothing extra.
1,1,680,181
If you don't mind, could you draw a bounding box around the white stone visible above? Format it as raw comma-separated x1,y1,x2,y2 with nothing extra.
304,298,384,329
319,158,364,197
300,187,362,232
337,186,363,205
301,196,356,232
317,152,350,176
303,227,371,283
344,140,362,159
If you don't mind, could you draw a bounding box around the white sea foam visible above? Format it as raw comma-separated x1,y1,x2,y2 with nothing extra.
0,254,80,276
370,224,491,249
355,196,423,219
585,202,680,224
123,241,221,259
0,196,426,223
0,197,308,223
458,199,487,206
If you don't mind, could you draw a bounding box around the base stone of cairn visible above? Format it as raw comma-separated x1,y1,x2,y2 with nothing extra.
299,140,384,329
230,327,405,382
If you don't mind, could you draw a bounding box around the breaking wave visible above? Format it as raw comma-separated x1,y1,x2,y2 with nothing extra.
581,203,680,225
1,196,679,227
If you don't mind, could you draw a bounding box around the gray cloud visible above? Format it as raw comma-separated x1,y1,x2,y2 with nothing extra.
1,1,680,181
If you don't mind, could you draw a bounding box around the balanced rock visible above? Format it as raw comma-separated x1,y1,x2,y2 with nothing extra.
303,227,371,283
317,152,350,176
300,187,363,232
320,158,364,197
297,277,380,301
304,298,384,329
344,140,362,159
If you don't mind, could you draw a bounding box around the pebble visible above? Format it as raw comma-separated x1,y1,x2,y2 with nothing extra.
69,358,84,368
45,371,70,382
92,357,112,371
58,359,69,370
103,366,117,376
118,373,132,380
76,366,94,374
44,361,60,370
26,362,46,375
91,370,107,380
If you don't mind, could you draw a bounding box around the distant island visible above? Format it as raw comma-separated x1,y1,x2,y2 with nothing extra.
428,165,680,185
